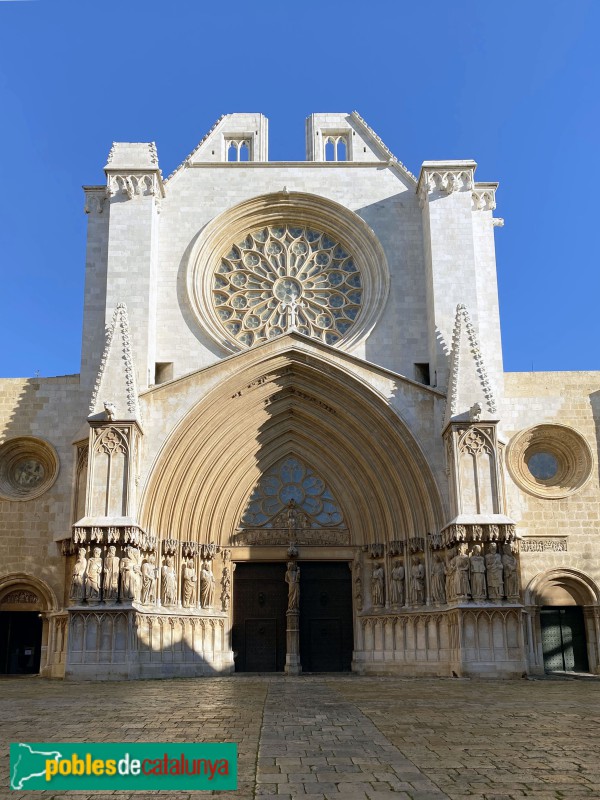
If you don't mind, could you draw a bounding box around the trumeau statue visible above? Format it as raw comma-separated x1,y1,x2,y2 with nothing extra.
182,559,197,608
485,542,504,600
85,547,103,602
161,556,177,606
103,545,120,601
431,554,446,604
70,547,87,602
285,561,300,611
141,553,158,605
200,560,215,608
469,544,487,601
371,562,385,607
390,560,405,606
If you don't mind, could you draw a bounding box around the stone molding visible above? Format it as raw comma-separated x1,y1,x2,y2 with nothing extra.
521,537,568,553
507,423,593,499
0,436,59,502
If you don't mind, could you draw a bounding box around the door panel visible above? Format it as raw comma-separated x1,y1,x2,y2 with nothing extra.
300,562,352,672
541,606,589,673
232,563,286,672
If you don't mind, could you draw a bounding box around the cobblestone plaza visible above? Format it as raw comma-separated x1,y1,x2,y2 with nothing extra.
2,675,600,799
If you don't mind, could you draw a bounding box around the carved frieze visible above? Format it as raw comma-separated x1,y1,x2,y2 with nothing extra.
233,528,350,546
1,590,39,605
521,537,568,553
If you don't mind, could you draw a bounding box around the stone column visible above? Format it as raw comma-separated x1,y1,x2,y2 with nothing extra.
285,610,301,675
284,560,301,675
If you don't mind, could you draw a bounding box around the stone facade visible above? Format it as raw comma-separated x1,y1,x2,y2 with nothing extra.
1,112,598,679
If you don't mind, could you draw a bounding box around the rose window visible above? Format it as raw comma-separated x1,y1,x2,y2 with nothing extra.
212,225,363,347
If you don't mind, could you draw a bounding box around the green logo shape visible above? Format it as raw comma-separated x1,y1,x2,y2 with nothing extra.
10,742,237,791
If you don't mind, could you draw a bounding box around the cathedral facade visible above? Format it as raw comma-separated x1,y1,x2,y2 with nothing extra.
1,113,599,680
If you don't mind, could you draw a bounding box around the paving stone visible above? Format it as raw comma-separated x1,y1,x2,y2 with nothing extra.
2,676,600,799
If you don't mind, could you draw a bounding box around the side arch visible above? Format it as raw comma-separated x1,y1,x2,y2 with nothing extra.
524,568,600,607
139,350,445,548
0,572,58,611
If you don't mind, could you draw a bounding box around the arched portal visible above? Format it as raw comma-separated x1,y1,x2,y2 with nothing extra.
140,345,445,674
0,573,58,675
525,569,600,675
141,348,444,547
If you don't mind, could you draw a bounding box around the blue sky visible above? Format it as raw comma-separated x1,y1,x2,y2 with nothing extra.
0,0,597,377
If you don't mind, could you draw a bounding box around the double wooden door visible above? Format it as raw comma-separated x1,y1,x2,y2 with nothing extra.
540,606,589,673
232,561,353,672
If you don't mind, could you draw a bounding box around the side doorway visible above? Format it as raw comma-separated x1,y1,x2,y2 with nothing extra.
540,606,589,673
0,611,43,675
299,562,353,672
232,562,287,672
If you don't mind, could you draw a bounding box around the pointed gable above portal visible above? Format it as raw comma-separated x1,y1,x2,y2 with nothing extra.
89,303,141,421
444,304,497,427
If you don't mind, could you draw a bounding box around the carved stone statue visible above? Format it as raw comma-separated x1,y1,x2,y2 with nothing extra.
371,562,385,607
485,542,504,600
411,557,425,605
390,560,405,606
454,543,471,600
182,559,197,607
200,561,215,609
469,544,487,601
70,547,87,602
431,554,446,604
445,553,455,603
285,561,300,611
161,556,177,606
221,566,231,611
103,545,120,601
502,545,519,600
104,401,117,421
85,547,103,602
141,553,158,605
120,546,141,601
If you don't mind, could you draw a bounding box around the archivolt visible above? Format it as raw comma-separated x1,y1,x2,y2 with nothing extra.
524,568,600,607
140,351,444,548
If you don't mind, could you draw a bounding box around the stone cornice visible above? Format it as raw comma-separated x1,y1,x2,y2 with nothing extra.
472,182,498,211
105,171,164,200
417,160,477,207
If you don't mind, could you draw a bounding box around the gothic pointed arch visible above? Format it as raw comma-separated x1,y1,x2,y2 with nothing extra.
139,344,445,550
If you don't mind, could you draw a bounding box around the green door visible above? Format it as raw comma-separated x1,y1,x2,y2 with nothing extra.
540,606,589,673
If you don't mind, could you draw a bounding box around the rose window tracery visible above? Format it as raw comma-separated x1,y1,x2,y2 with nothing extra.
212,225,363,347
241,457,344,528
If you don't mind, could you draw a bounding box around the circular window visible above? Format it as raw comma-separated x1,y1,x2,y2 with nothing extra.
186,192,390,354
212,225,363,348
507,424,593,498
0,437,59,501
526,452,558,481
